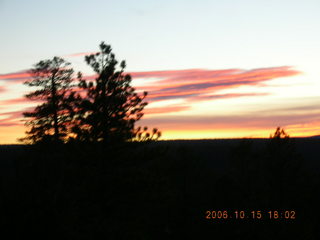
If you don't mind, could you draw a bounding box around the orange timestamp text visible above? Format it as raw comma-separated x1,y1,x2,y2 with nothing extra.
205,210,296,220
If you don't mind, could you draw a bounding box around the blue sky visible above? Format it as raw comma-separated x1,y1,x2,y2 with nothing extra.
1,0,320,71
0,0,320,142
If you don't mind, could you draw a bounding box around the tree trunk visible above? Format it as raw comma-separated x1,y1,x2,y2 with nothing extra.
51,72,59,141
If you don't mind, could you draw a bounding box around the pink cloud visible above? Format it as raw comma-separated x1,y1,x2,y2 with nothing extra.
63,52,99,57
144,105,190,115
0,70,32,83
0,97,36,105
0,110,25,127
187,93,270,102
0,86,6,93
131,66,300,102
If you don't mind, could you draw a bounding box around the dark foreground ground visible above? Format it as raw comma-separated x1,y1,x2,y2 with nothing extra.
0,138,319,239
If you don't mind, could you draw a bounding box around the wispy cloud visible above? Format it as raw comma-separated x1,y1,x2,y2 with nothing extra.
187,92,270,102
144,105,191,115
131,66,300,102
0,110,25,127
63,52,99,57
0,97,32,105
0,70,31,83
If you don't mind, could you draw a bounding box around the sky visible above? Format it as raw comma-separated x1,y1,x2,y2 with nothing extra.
0,0,320,143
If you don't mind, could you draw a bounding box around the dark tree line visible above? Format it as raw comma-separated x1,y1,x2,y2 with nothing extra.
20,42,161,144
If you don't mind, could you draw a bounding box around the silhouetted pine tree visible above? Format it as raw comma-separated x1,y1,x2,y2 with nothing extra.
21,57,76,144
72,42,155,143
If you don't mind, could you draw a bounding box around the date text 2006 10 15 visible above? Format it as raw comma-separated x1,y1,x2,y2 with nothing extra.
205,210,296,220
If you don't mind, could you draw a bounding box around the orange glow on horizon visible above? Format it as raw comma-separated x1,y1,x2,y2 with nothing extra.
0,125,25,144
0,123,318,144
158,125,320,140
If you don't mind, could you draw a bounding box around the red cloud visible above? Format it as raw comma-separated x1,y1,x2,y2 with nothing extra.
130,66,300,102
0,70,31,83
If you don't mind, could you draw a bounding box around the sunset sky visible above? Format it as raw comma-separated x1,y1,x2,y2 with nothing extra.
1,0,320,143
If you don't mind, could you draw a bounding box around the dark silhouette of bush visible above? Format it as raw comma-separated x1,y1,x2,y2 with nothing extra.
131,126,162,142
265,127,302,186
